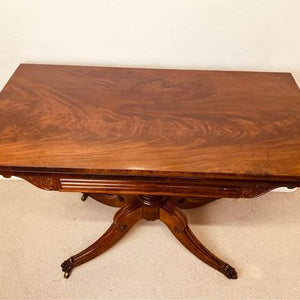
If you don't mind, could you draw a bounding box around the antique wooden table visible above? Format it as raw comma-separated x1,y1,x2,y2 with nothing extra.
0,64,299,279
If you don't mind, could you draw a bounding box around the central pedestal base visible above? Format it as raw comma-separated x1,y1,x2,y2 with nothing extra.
61,194,237,279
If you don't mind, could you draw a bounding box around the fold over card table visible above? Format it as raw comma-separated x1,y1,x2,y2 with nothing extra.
0,64,299,279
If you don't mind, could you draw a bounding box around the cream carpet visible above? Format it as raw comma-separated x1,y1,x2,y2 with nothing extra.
0,180,299,300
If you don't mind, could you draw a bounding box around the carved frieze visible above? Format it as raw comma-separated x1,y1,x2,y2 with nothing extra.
20,175,60,191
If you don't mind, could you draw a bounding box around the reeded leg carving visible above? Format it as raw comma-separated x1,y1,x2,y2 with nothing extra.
160,201,237,279
61,201,143,278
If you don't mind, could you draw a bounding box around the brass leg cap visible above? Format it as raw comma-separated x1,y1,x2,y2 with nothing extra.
223,264,238,279
61,257,74,279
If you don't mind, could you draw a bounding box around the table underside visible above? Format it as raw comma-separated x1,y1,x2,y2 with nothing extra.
2,170,296,279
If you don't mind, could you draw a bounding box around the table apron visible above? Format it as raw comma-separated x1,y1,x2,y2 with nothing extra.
1,172,296,198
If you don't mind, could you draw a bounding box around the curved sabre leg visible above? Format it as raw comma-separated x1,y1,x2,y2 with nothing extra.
160,201,237,279
61,201,142,278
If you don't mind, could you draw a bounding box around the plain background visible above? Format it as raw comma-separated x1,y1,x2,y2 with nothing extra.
0,1,299,299
0,0,300,90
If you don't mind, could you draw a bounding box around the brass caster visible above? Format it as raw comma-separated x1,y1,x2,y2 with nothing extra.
61,257,74,279
223,264,238,279
81,193,89,201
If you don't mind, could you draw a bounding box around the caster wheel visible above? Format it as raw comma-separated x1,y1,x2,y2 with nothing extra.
81,193,89,201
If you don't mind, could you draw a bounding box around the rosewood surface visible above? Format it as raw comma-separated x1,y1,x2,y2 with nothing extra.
0,64,299,280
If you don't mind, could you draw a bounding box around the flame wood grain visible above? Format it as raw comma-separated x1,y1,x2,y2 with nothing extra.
0,64,299,184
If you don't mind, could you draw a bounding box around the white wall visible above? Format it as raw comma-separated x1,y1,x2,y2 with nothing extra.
0,0,299,190
0,0,300,89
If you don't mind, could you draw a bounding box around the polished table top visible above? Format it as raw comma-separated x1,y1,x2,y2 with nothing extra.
0,64,299,183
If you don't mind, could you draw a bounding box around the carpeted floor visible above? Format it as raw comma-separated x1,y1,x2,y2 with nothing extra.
0,180,299,299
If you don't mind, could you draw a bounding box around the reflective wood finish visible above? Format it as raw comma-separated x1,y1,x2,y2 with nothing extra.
0,64,300,182
0,64,299,280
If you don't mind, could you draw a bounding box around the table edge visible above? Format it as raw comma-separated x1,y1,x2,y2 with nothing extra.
1,165,299,185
